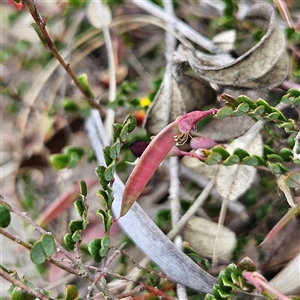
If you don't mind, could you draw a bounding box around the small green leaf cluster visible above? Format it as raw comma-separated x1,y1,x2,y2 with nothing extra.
205,259,256,300
50,146,85,170
285,27,300,44
64,284,83,300
281,89,300,106
90,115,136,261
95,114,136,190
202,144,299,176
88,236,110,263
217,94,297,133
8,274,41,300
77,73,95,99
62,97,90,117
30,234,55,264
108,81,138,109
63,181,89,251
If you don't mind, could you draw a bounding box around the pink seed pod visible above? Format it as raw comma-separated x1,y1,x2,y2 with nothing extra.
119,108,218,217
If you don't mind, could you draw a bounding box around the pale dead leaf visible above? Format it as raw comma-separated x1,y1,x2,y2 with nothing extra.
87,1,112,29
277,175,295,207
182,3,288,89
215,129,263,201
183,216,236,258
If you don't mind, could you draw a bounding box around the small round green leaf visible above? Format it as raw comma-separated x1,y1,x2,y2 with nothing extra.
103,146,113,166
65,284,79,300
206,152,222,165
30,241,46,265
64,146,85,158
99,246,109,258
279,148,293,162
72,230,82,243
214,107,233,119
237,95,256,109
255,99,273,113
242,156,258,166
64,233,75,251
266,112,280,121
101,235,110,249
211,146,230,160
266,162,287,174
41,234,55,257
74,198,85,217
62,97,80,113
233,148,250,160
222,155,240,166
251,155,265,166
0,204,11,228
119,124,129,142
67,152,81,169
95,166,109,190
77,73,94,99
50,154,70,170
104,163,116,181
232,109,245,117
113,123,123,142
88,238,102,262
100,236,110,257
253,105,265,115
122,114,137,133
69,220,83,234
267,154,283,162
110,141,121,160
236,102,250,113
97,190,109,204
12,287,35,300
79,180,87,197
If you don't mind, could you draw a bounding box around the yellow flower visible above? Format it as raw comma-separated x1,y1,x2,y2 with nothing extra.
139,97,151,107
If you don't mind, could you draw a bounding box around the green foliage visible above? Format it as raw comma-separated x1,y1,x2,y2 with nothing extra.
50,146,86,170
218,94,288,126
281,89,300,106
87,237,110,263
30,234,55,265
108,81,138,109
205,258,256,300
63,181,89,251
0,204,11,228
62,97,90,117
77,74,95,99
94,114,137,235
64,284,79,300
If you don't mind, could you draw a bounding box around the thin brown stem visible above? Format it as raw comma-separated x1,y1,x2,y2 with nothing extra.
23,0,103,113
0,198,102,291
0,267,52,300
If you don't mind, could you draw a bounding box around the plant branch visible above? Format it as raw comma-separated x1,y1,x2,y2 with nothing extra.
1,199,102,291
23,0,102,112
0,267,52,300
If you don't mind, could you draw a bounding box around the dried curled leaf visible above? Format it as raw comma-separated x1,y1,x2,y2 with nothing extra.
183,216,237,258
144,74,217,135
181,3,288,89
